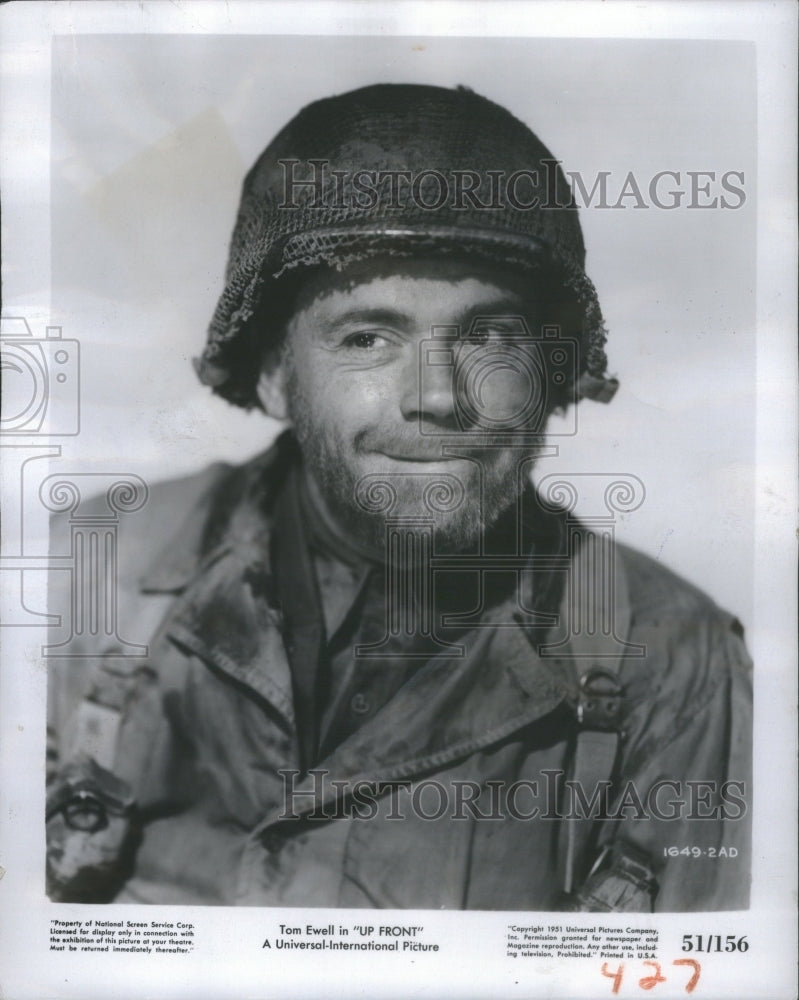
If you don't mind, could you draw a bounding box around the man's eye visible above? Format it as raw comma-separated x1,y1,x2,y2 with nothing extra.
465,324,506,346
342,331,385,350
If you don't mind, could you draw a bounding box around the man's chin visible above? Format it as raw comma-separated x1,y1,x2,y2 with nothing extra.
338,504,490,560
345,476,514,558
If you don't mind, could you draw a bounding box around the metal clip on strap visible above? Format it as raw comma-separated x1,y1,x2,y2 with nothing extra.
571,842,658,912
576,668,623,731
563,668,624,894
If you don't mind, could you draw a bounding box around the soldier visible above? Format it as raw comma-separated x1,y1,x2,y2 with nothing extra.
46,83,751,910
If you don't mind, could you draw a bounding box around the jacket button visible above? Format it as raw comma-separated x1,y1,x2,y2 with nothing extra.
350,692,371,715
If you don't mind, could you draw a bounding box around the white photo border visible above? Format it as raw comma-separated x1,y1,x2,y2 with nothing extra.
0,3,796,998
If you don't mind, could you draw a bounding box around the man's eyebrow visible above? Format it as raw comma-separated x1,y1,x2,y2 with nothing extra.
454,294,528,323
324,308,414,332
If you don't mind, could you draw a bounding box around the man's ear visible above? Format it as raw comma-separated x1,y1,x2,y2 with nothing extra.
255,355,289,421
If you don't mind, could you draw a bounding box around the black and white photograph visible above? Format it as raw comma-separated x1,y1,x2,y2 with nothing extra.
0,2,796,998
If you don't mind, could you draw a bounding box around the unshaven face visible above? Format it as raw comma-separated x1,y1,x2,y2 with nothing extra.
259,257,550,555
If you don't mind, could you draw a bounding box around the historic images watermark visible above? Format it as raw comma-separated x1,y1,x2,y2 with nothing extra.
0,318,80,437
278,159,747,212
277,769,748,824
0,316,150,657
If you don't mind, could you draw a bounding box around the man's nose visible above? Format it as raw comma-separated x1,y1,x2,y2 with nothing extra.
399,342,458,426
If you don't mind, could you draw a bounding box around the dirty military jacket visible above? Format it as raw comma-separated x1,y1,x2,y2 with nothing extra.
46,437,752,910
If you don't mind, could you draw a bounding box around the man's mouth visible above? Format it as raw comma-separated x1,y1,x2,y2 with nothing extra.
377,451,470,463
379,451,458,463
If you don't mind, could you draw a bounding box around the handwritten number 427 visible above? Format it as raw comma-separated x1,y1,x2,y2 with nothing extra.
602,960,701,994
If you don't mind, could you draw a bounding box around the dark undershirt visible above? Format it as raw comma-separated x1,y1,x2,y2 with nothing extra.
297,471,436,756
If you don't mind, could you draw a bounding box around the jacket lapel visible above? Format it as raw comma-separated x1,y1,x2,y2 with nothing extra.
137,436,298,730
164,544,295,729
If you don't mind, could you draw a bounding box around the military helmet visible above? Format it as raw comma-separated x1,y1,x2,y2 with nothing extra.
195,83,616,408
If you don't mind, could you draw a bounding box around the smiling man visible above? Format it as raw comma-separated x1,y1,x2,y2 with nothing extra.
46,84,752,911
264,258,547,554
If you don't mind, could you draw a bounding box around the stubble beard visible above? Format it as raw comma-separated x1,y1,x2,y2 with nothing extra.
286,373,538,558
